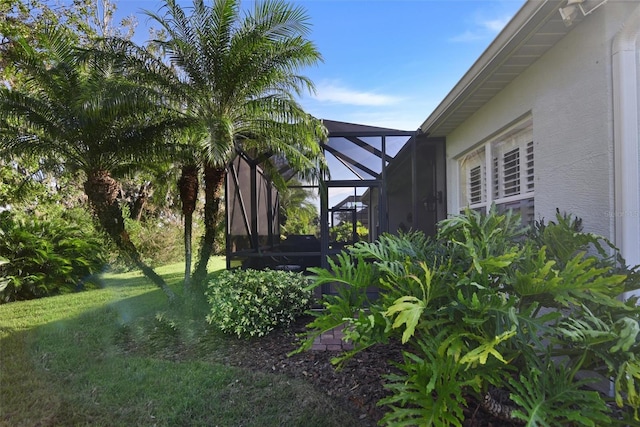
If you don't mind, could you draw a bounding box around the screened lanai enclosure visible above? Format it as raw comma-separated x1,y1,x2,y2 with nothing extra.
226,120,446,293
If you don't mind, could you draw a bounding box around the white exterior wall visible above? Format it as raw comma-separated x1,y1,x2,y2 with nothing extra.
446,2,635,241
613,1,640,279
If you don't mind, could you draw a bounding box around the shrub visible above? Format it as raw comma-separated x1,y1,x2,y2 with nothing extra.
330,220,368,243
124,213,186,267
0,208,108,302
205,269,312,338
299,207,640,426
100,204,192,271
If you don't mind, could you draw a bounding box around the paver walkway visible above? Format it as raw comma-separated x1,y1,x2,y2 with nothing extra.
311,324,354,351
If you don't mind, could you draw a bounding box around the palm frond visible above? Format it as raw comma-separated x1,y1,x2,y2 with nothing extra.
143,0,323,171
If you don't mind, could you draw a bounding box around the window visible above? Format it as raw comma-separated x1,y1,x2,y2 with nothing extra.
459,119,534,222
459,147,486,212
502,148,520,196
469,165,483,204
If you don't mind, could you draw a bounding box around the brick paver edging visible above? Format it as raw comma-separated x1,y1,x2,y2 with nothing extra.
311,324,354,351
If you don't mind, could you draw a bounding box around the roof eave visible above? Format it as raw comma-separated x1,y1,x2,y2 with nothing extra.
420,0,570,137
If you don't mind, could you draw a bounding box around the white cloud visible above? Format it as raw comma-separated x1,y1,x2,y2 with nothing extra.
450,13,513,43
301,87,441,131
313,81,402,106
342,110,423,131
449,30,485,43
482,16,511,32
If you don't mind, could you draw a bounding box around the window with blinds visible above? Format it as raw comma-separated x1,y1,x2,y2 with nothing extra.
469,165,483,204
458,118,534,222
503,148,520,195
526,140,534,192
459,148,486,210
491,126,533,202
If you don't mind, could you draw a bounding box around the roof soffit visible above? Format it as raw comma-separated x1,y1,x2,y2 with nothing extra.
420,0,579,137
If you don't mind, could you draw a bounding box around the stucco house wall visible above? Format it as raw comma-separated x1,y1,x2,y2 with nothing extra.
445,1,635,241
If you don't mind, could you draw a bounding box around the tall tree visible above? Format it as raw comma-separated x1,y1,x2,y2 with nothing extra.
145,0,327,287
82,34,208,288
174,128,207,288
0,27,184,301
1,0,136,84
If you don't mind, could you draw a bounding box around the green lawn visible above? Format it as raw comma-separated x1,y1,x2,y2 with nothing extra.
0,259,361,426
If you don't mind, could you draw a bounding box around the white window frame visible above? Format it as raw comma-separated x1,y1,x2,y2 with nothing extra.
459,147,487,212
458,118,534,216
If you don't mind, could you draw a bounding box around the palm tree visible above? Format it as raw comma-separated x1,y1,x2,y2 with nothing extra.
178,162,199,287
77,34,205,288
173,128,209,288
145,0,327,287
0,27,184,301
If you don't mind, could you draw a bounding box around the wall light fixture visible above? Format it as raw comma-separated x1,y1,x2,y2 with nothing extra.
559,0,609,27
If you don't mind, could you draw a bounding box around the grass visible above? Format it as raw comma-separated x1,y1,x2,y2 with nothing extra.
0,258,361,427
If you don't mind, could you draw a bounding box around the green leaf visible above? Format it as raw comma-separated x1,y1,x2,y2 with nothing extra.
615,359,640,420
459,327,516,366
509,364,610,426
0,278,10,293
385,296,425,344
556,314,616,347
380,336,468,427
515,249,628,309
611,317,640,353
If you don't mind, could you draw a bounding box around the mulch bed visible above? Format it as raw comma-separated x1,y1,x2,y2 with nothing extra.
220,315,520,426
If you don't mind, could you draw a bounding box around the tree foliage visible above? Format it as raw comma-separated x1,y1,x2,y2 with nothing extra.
0,24,189,300
330,220,368,244
142,0,327,286
279,179,318,236
1,0,136,84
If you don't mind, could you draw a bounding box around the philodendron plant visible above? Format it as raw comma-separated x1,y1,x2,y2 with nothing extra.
299,207,640,426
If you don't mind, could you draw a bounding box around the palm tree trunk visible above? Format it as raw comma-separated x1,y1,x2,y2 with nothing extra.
191,163,225,286
130,181,151,221
84,170,177,302
178,164,199,288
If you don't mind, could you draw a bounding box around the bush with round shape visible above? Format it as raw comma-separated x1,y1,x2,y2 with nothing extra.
205,268,312,338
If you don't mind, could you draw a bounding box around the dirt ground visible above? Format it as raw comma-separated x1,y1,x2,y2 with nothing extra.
221,315,521,426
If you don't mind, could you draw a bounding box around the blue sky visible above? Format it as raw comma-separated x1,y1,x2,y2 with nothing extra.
115,0,526,131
